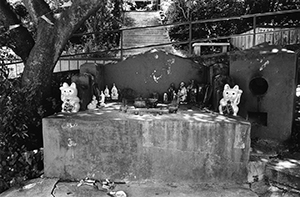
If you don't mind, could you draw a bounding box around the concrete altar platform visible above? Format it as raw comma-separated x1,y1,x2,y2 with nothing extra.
43,104,251,183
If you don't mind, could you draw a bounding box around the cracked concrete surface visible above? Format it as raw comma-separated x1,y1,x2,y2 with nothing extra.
0,178,259,197
0,178,59,197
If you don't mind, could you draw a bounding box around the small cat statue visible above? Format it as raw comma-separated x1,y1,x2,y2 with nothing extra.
219,84,242,116
60,82,80,113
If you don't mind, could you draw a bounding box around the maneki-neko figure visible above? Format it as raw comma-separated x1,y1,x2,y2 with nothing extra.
219,84,243,116
60,82,80,113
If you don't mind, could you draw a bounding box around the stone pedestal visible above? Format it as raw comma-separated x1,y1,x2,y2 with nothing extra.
43,107,251,183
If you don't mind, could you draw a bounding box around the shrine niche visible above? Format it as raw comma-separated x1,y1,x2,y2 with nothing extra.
230,45,298,141
103,49,206,99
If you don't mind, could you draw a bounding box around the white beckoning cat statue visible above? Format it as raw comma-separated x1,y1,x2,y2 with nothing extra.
60,82,80,113
219,84,243,116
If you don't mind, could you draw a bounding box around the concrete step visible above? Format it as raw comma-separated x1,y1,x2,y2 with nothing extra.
123,40,170,47
124,29,168,35
265,158,300,190
122,11,172,57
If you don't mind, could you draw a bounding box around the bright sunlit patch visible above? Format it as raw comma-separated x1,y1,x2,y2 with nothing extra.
77,113,91,117
288,159,300,164
275,160,297,170
113,118,122,120
193,113,210,118
216,115,227,120
183,114,192,120
271,48,279,53
23,183,36,190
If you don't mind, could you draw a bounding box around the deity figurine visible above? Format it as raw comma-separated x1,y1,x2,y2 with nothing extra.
219,84,243,116
104,85,110,100
163,92,168,103
87,95,98,110
187,79,198,103
167,83,176,102
111,83,119,101
177,81,187,103
99,91,105,106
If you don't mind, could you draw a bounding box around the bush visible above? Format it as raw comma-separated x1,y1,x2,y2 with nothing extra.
0,64,45,193
0,63,79,193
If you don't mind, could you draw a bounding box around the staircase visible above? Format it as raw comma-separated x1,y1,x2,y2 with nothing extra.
122,11,174,57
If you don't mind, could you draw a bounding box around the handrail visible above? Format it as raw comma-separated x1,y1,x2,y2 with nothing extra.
4,9,300,67
69,9,300,60
73,9,300,37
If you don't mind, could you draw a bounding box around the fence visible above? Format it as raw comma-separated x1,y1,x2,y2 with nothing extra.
4,9,300,78
231,27,300,50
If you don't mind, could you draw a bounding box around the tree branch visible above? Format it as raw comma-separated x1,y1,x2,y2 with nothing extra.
0,0,34,62
22,0,54,25
59,0,107,32
52,0,108,60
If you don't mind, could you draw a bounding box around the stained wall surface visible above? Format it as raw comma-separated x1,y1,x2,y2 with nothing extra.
43,109,251,183
230,46,298,141
103,50,206,98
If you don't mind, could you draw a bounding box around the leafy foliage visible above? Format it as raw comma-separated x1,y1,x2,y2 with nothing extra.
0,63,45,193
64,0,123,57
0,59,79,193
165,0,300,52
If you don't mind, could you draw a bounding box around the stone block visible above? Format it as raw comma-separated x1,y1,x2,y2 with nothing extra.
80,63,105,91
265,158,300,190
71,74,93,111
43,109,251,183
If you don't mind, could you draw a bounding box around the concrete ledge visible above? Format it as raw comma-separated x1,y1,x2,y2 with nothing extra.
43,107,251,183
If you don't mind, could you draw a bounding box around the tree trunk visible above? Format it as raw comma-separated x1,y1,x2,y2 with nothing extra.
0,1,34,62
20,0,108,104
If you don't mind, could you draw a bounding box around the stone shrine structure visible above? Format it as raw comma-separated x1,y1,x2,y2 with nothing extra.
43,49,251,184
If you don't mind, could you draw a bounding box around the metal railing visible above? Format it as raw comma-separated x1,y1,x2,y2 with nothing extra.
64,9,300,60
4,9,300,77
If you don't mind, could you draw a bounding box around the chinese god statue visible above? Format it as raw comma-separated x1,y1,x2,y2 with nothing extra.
178,81,187,103
111,83,119,101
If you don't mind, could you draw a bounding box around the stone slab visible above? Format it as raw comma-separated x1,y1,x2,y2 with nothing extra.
0,179,258,197
265,158,300,189
43,104,251,183
0,178,59,197
52,181,258,197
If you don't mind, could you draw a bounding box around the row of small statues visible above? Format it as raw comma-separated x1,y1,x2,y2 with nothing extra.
87,83,119,110
59,81,243,116
165,80,198,104
60,82,119,112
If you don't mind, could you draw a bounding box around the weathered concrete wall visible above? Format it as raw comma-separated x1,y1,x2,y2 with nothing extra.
43,110,251,183
230,46,298,141
103,50,206,98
